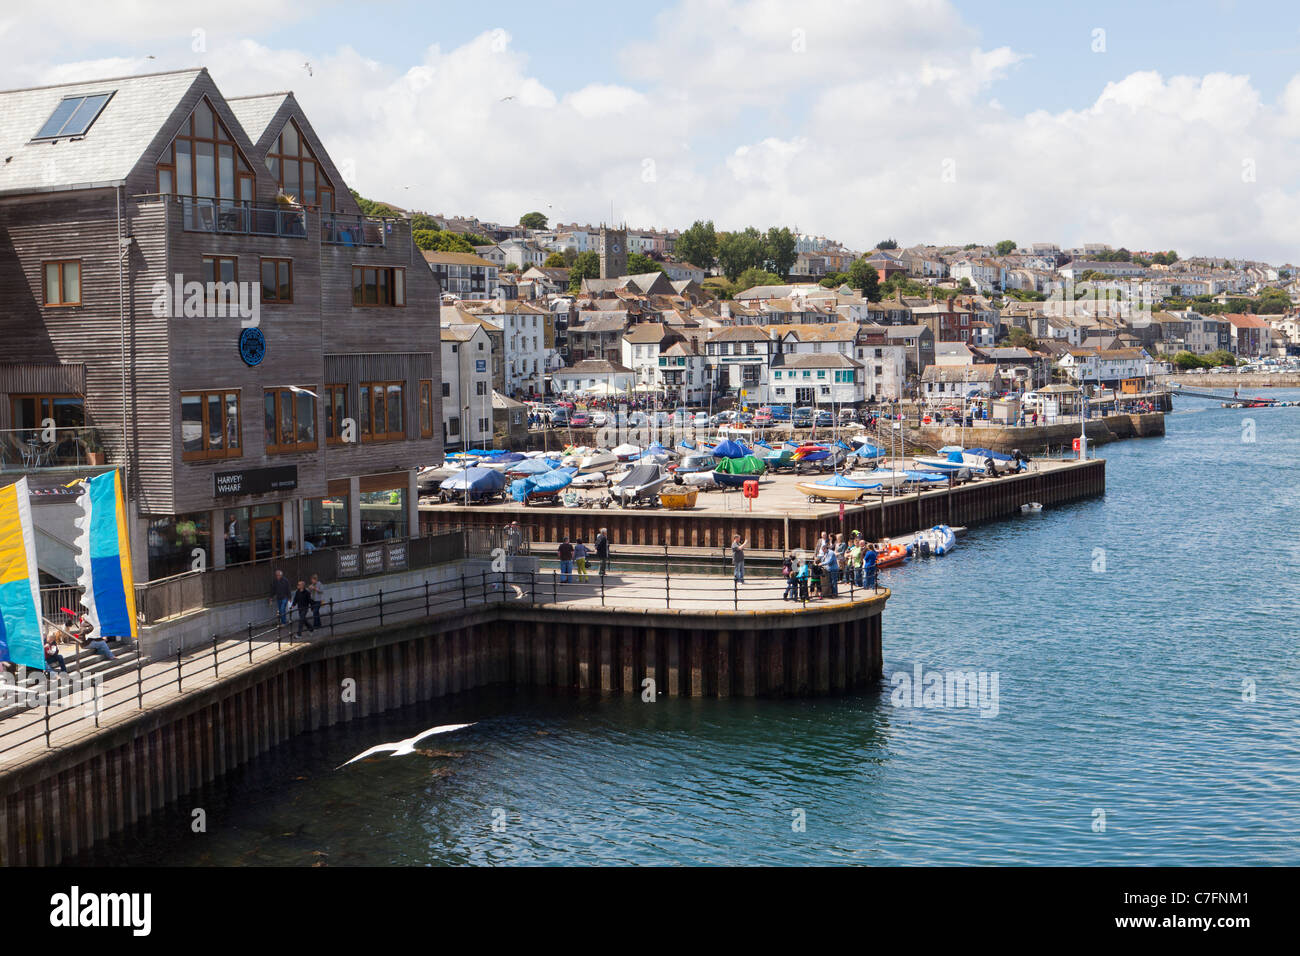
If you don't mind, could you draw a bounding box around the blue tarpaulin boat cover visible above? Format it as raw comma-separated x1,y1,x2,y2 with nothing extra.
711,439,751,459
509,457,558,475
441,467,506,494
511,466,577,501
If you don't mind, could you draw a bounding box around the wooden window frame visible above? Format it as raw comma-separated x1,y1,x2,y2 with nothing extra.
156,95,254,202
419,380,434,438
42,259,82,307
263,386,319,454
358,380,406,443
351,266,406,308
325,384,348,445
265,117,335,211
260,257,294,304
11,394,84,431
200,255,239,302
180,389,242,462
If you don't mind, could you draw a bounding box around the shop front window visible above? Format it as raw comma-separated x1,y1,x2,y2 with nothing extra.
301,496,349,551
146,511,212,580
360,487,407,542
222,507,250,565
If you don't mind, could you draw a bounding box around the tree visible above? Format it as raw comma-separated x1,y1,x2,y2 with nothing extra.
1172,351,1203,370
846,258,881,301
408,212,439,231
1004,326,1039,350
734,267,784,293
764,226,797,278
717,227,765,281
995,239,1016,256
627,252,666,275
519,211,548,230
543,252,566,268
675,220,718,271
875,238,899,250
957,277,974,292
413,229,476,253
568,251,600,293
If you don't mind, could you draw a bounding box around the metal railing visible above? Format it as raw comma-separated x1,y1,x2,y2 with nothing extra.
0,427,116,471
133,530,465,624
178,196,308,239
0,565,884,757
321,213,390,247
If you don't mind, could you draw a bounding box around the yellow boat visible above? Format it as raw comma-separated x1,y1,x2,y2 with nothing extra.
659,487,698,510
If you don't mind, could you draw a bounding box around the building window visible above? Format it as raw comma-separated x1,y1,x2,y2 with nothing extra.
180,390,241,460
42,260,81,307
476,381,487,396
358,381,405,442
156,97,254,205
420,380,434,438
441,382,451,398
352,267,405,307
325,384,347,445
447,416,460,437
34,92,114,140
260,258,293,303
263,387,317,453
265,118,335,212
11,395,84,431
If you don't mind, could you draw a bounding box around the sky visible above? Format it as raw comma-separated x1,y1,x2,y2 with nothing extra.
4,0,1300,262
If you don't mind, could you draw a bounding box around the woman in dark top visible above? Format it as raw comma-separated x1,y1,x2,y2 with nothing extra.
292,580,315,635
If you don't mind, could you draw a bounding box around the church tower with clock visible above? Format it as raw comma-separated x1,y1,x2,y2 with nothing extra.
598,224,627,279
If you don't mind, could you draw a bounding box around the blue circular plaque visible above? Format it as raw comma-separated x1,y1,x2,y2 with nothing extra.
239,327,266,367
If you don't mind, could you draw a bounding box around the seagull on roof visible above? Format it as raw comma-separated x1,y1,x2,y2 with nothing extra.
336,723,475,769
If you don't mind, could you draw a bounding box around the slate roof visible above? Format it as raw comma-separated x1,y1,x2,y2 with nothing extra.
225,92,289,146
0,68,202,195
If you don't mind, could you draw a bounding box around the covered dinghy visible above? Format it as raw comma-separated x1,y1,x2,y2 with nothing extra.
613,463,668,506
438,467,506,503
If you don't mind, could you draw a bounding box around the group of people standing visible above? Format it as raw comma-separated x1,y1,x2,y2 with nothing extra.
557,529,609,583
781,532,878,602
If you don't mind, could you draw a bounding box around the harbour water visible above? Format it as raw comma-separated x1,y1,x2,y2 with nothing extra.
85,392,1300,865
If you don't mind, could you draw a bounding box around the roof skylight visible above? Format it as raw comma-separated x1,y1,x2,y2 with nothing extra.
33,92,114,140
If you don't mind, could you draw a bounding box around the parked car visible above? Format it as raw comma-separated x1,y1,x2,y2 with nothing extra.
569,412,591,427
815,409,834,427
793,406,814,428
839,408,858,423
550,407,570,426
693,412,709,428
753,407,774,425
590,410,608,426
627,411,647,427
769,405,792,423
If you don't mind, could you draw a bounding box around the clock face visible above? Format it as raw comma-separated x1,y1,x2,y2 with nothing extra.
239,327,266,367
612,243,621,253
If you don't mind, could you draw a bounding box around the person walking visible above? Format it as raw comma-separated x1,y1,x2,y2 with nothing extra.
595,528,610,578
292,580,314,635
731,534,749,583
308,574,326,629
573,538,589,581
781,553,796,601
271,568,292,625
558,536,574,583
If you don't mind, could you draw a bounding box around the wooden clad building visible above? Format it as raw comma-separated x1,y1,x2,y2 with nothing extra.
0,68,443,582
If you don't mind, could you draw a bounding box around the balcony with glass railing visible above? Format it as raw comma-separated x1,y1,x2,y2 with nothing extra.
321,212,391,247
0,427,119,473
177,196,308,239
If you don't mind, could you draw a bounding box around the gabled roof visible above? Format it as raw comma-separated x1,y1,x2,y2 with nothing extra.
558,359,633,374
0,68,203,195
772,352,862,369
624,322,670,344
225,92,289,146
708,325,771,341
764,322,859,342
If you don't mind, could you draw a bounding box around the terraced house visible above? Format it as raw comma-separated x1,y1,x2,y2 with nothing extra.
0,68,442,582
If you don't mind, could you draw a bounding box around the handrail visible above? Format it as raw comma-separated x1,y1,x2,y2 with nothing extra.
0,565,882,758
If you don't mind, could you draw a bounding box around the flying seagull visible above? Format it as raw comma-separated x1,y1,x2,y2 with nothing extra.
336,723,475,769
500,95,514,101
303,62,313,77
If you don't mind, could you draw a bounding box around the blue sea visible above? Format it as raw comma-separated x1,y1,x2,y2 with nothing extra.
89,390,1300,865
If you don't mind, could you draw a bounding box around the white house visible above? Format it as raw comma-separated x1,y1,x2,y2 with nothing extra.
920,364,1001,405
704,326,779,403
951,258,1007,292
1057,348,1153,386
552,359,637,396
440,325,495,449
769,353,865,407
